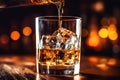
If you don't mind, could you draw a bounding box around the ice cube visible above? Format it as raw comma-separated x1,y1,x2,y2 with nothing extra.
52,28,76,42
40,28,77,49
40,35,64,49
41,35,57,49
65,35,80,50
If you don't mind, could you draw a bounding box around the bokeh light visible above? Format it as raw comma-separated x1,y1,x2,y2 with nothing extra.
98,28,108,38
100,58,107,64
108,30,118,41
97,58,109,71
108,24,117,31
107,24,118,41
87,31,100,47
10,31,20,41
92,1,104,12
88,56,98,64
23,26,32,36
97,63,109,71
107,58,117,66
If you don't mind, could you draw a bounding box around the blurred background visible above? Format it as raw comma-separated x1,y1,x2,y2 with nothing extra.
0,0,120,58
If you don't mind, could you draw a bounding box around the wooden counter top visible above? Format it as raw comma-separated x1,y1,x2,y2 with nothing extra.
0,55,120,80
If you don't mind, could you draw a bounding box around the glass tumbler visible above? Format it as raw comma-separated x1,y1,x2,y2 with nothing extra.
35,16,82,76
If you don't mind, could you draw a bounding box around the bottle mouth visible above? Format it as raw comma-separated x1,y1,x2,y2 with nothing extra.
30,0,64,5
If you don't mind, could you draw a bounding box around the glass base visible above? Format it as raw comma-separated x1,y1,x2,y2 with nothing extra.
38,64,80,75
36,74,80,80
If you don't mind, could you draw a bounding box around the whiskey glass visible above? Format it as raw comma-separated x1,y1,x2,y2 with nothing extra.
35,16,82,76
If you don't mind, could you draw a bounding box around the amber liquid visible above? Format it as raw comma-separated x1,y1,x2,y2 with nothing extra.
56,1,64,28
38,48,80,75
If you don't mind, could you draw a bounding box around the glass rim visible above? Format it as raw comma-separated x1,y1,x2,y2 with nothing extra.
35,16,81,21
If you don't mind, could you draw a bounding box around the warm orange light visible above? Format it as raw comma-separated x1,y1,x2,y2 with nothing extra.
87,31,100,47
100,58,107,64
10,31,20,41
107,58,116,66
107,24,118,40
108,24,117,31
97,63,109,71
88,56,98,63
108,31,118,41
87,36,99,47
97,58,108,71
93,1,104,12
87,17,101,48
23,26,32,36
98,28,108,38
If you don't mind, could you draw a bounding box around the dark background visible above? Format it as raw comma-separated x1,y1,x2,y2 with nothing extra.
0,0,120,57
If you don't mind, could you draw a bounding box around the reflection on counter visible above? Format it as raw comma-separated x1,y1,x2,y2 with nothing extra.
81,56,120,78
0,55,120,80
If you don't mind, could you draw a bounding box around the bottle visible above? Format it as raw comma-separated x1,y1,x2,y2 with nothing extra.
30,0,64,5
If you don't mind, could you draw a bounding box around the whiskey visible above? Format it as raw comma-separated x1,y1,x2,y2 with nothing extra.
38,48,80,75
39,48,80,65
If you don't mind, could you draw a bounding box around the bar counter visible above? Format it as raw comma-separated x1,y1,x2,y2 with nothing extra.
0,55,120,80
